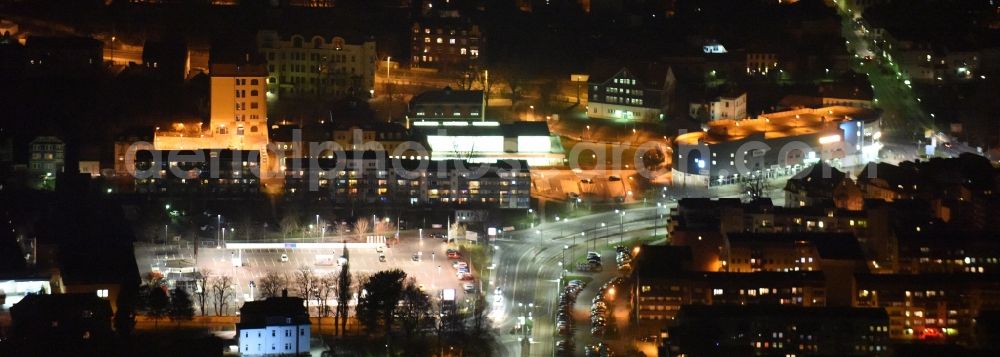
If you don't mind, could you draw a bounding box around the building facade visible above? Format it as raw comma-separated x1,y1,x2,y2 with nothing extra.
284,154,531,209
688,91,747,121
237,295,311,357
408,87,483,123
587,66,672,122
257,30,376,99
410,17,482,71
853,274,1000,343
672,106,882,188
28,136,64,180
666,305,890,356
131,149,262,194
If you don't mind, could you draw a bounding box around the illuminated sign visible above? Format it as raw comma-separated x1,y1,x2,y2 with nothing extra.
819,135,841,144
703,44,728,54
442,288,456,301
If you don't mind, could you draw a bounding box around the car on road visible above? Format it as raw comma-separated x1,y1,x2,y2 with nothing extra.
280,254,289,262
447,251,462,259
376,246,384,253
458,273,474,281
463,283,476,293
608,175,621,181
411,254,421,262
378,254,386,262
452,261,467,269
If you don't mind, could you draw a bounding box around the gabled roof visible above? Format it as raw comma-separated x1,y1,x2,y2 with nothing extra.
410,87,483,105
238,297,309,329
587,59,672,89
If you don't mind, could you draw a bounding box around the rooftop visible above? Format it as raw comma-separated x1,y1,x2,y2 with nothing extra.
675,106,879,146
410,87,483,105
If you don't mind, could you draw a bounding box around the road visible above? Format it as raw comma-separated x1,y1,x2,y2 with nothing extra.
491,205,669,356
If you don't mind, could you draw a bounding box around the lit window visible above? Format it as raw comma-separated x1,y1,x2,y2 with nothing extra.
96,289,109,298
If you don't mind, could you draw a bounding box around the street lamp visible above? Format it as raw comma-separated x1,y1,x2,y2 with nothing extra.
561,244,569,268
216,214,222,249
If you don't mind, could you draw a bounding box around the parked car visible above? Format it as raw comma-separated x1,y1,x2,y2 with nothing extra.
280,254,289,262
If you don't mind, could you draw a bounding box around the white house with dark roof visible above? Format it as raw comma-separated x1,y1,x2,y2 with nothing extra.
237,294,310,356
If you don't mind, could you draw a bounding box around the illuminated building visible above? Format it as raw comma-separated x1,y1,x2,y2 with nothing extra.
284,152,530,209
257,30,376,99
587,64,675,122
668,198,894,273
413,121,564,166
408,87,484,123
665,305,890,356
131,149,262,194
672,106,882,188
28,136,64,186
153,63,271,169
410,15,482,71
853,273,1000,343
630,246,827,330
783,163,864,210
237,294,310,357
688,91,746,121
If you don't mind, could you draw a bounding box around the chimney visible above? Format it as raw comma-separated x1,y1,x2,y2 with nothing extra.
281,288,288,298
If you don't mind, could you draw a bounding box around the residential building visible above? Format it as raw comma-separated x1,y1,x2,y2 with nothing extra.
630,245,828,332
257,30,377,99
332,121,417,154
152,62,273,171
688,91,747,121
672,106,882,188
131,149,262,194
141,39,189,82
411,15,482,71
746,52,778,75
408,87,483,123
7,293,114,355
237,294,310,357
113,126,155,177
784,162,864,210
284,153,531,209
665,305,890,356
668,198,895,273
853,273,1000,343
23,36,103,77
28,136,64,189
587,63,674,122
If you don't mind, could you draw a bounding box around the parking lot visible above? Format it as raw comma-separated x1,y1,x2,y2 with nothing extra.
135,231,479,315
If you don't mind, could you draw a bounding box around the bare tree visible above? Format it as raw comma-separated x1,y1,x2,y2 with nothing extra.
449,222,466,242
210,275,235,316
741,174,772,202
195,270,211,316
294,266,317,315
316,272,337,317
354,217,370,241
258,271,287,299
280,212,300,239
